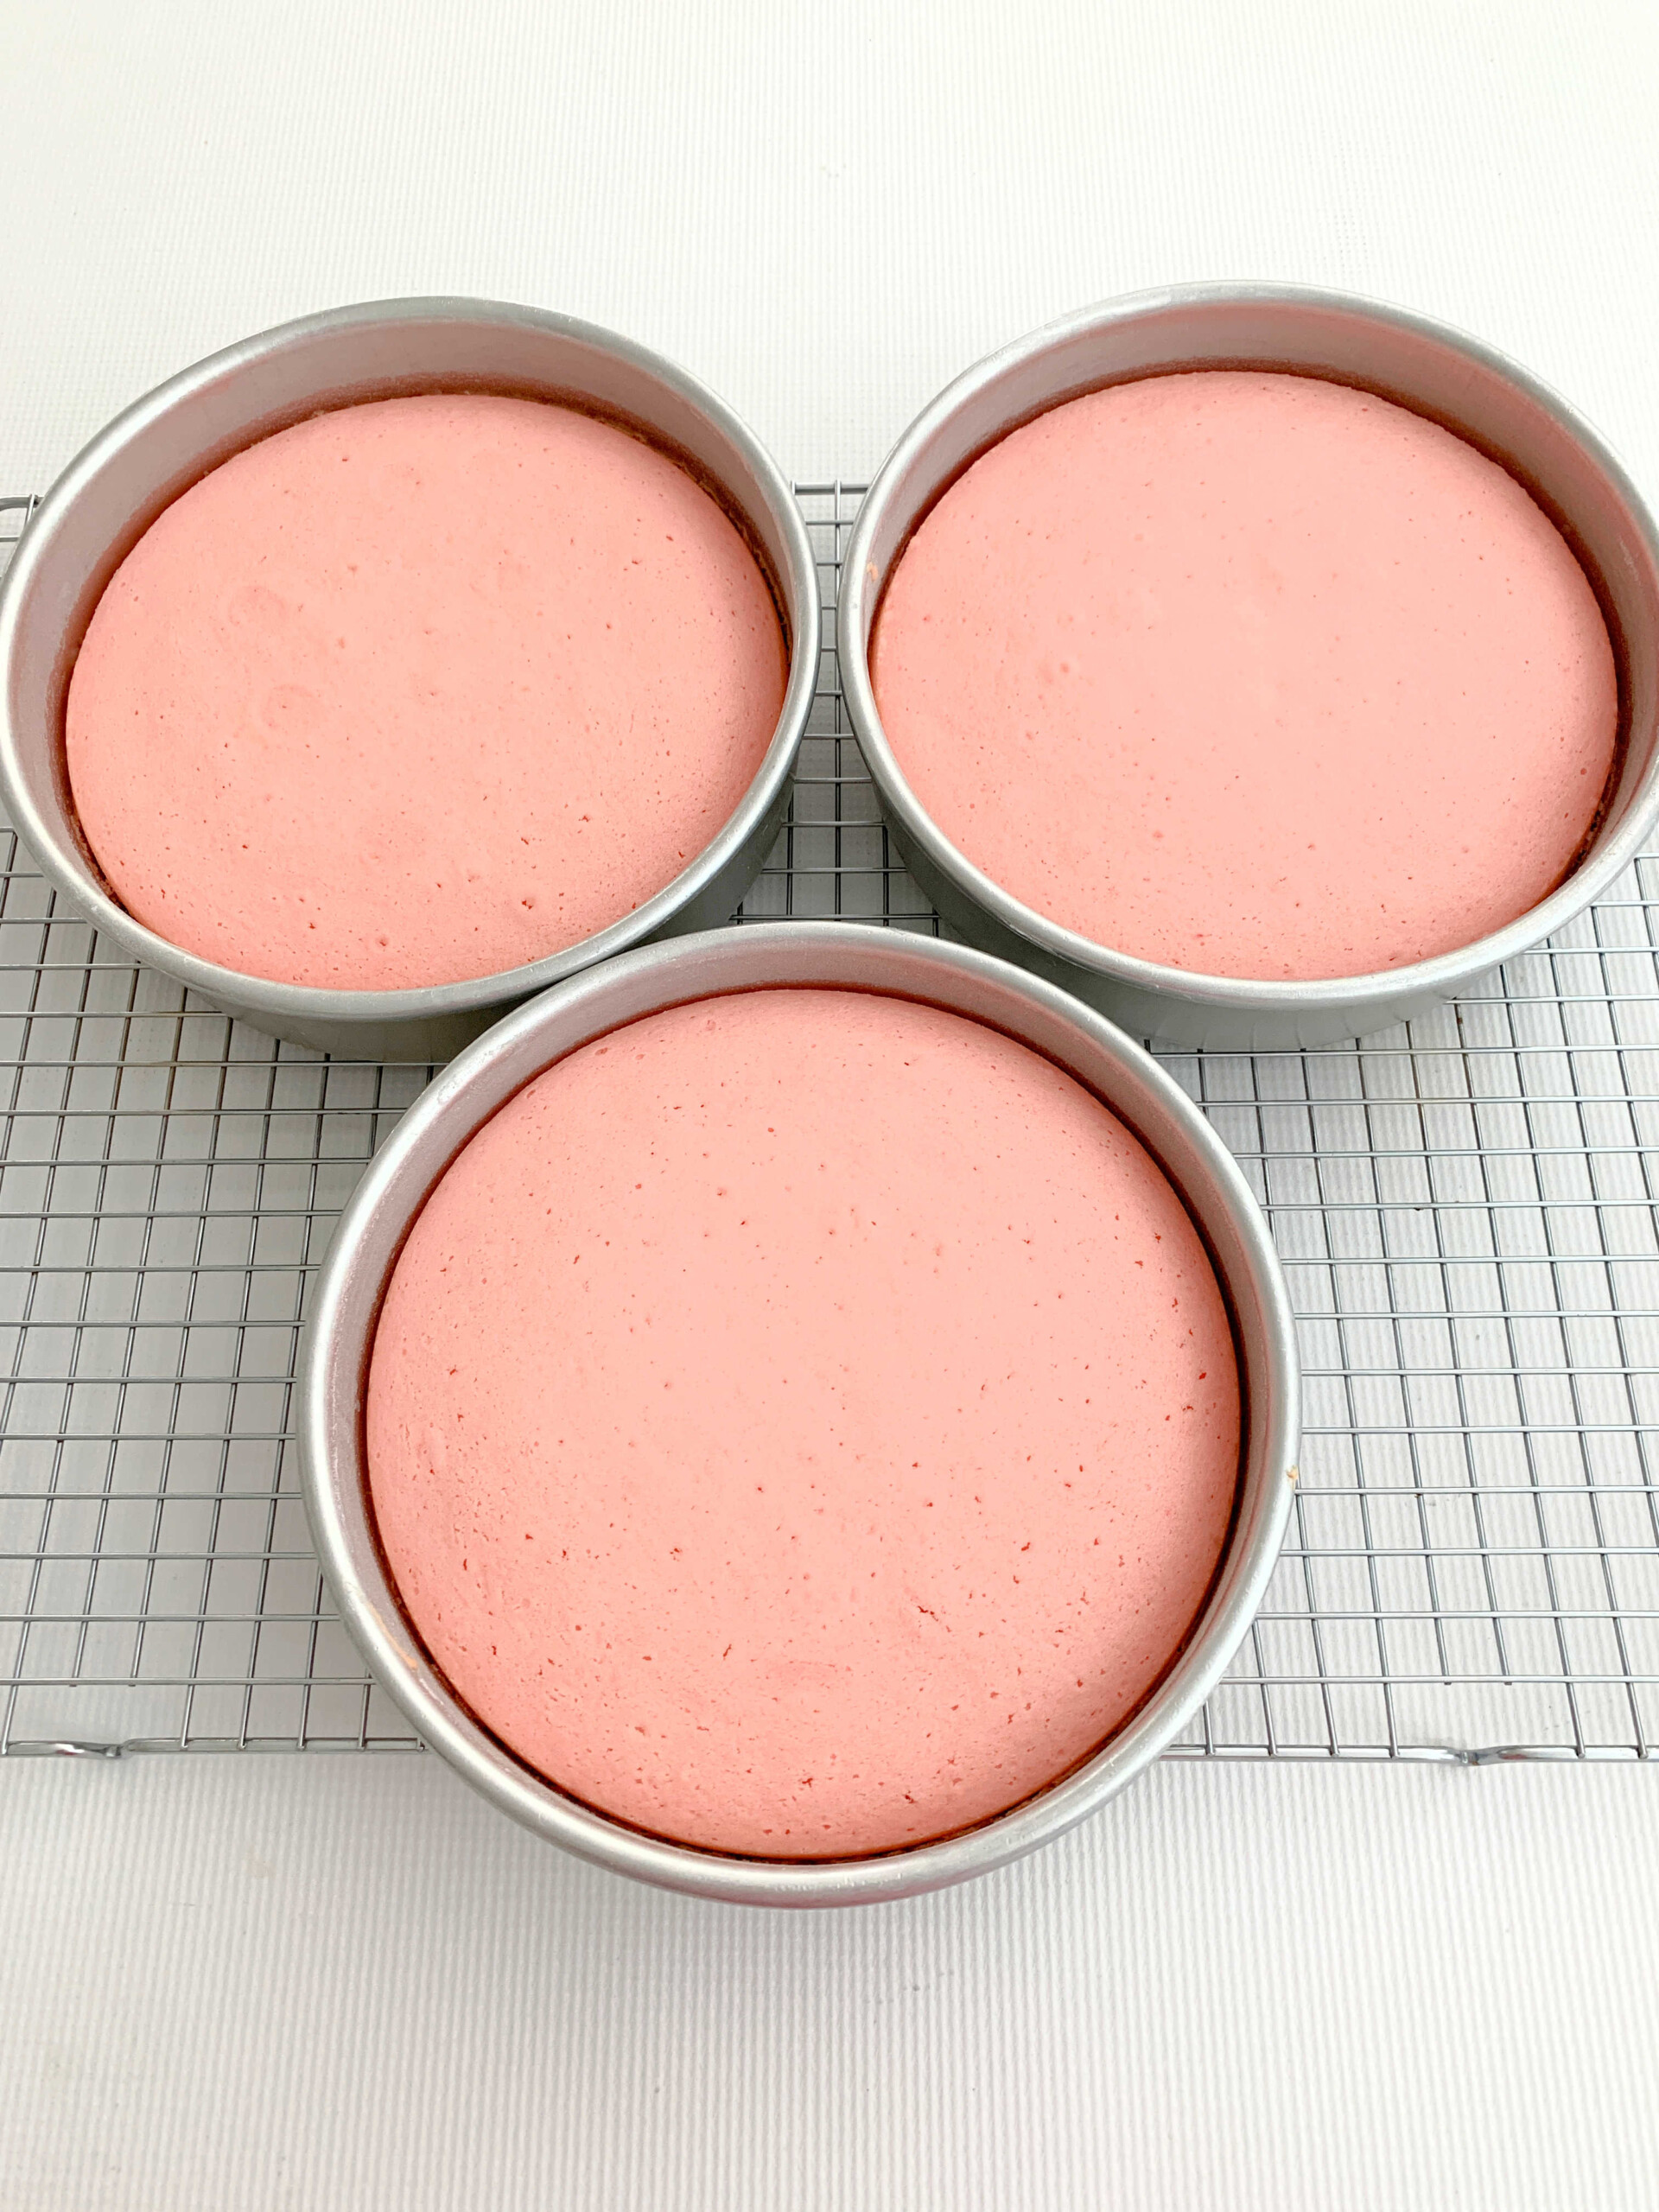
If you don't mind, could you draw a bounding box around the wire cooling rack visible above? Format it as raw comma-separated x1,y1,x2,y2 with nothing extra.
3,483,1656,1764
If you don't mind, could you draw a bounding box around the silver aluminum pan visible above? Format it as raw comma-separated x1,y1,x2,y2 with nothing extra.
299,922,1299,1906
0,297,818,1059
838,283,1659,1049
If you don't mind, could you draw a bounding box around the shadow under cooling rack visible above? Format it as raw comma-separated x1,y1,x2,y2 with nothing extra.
2,485,1657,1763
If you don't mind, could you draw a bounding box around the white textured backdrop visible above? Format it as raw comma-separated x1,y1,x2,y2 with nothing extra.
4,0,1659,496
7,1756,1659,2211
3,3,1658,2205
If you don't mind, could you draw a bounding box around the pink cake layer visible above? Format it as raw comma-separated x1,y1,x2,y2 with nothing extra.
872,371,1618,982
67,394,786,990
365,987,1241,1859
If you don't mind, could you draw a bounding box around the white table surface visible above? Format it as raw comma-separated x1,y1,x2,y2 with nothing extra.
3,4,1657,2205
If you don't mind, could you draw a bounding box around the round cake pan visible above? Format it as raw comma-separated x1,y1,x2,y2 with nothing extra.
300,921,1300,1907
839,283,1659,1050
0,297,819,1060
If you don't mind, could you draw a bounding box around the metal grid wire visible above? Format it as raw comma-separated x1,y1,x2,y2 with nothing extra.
3,482,1656,1763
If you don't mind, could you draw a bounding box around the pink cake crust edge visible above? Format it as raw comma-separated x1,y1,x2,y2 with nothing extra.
365,988,1243,1858
872,370,1618,982
67,393,786,990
